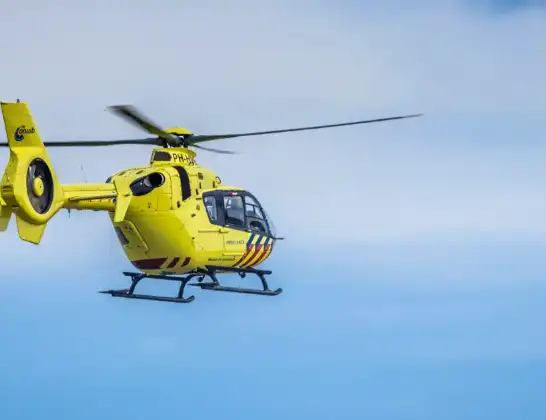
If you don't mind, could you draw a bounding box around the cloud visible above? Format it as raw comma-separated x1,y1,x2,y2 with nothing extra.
1,0,545,259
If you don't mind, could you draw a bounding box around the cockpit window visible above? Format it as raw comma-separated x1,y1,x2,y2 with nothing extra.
243,194,269,233
204,196,218,222
245,196,264,220
224,195,245,227
202,190,276,236
263,209,277,237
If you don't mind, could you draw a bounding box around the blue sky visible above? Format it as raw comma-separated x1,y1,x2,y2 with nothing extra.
486,0,546,12
1,0,546,419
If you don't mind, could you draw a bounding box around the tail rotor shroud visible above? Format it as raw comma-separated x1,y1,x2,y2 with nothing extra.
26,158,54,215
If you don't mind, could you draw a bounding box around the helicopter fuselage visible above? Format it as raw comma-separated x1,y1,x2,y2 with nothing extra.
64,148,277,275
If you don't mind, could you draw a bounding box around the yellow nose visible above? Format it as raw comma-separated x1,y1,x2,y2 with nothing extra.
32,177,45,197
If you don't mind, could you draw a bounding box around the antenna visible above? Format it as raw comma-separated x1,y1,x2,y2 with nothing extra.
80,165,88,183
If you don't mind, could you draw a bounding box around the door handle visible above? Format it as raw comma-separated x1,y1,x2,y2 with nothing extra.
219,228,229,233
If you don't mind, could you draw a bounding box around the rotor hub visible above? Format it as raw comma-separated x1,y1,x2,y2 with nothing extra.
26,158,54,214
32,177,45,197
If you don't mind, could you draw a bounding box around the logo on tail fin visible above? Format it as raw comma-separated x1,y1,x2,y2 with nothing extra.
14,126,35,142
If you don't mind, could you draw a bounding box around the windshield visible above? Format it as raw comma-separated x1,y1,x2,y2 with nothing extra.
262,209,278,238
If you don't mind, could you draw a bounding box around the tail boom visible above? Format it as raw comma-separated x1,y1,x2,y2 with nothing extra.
63,184,116,212
62,182,133,222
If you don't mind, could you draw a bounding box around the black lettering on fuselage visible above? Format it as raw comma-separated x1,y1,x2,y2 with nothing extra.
172,153,196,166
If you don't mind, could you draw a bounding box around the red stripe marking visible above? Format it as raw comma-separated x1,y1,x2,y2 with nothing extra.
240,243,261,267
243,243,265,267
249,243,271,267
233,244,254,267
131,258,168,270
167,257,180,268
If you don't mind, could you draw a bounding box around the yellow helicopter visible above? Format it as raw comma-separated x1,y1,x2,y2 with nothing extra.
0,100,422,304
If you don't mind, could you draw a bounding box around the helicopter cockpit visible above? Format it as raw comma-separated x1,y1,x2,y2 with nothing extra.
202,190,277,237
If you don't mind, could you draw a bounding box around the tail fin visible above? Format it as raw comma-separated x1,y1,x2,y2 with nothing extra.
0,101,64,244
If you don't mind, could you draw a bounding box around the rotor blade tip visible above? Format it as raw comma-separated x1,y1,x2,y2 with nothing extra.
107,104,131,112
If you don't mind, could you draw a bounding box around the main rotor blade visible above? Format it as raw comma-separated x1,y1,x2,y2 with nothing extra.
187,114,423,144
107,105,181,146
0,138,162,147
192,144,237,154
0,138,233,151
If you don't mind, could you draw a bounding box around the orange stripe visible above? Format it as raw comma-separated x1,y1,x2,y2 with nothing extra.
243,242,265,268
243,237,271,267
251,239,274,267
239,235,263,267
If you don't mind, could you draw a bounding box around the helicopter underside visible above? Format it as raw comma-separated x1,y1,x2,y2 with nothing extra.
104,208,280,303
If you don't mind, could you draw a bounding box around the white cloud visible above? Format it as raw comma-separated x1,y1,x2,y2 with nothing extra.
1,0,545,262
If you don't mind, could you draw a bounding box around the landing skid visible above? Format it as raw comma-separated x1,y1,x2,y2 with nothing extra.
99,272,198,303
99,265,282,304
189,265,283,297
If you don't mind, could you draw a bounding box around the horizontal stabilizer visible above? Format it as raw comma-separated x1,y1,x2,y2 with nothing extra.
0,198,11,231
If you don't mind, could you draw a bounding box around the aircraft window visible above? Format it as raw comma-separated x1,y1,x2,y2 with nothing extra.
245,196,259,206
204,196,218,222
245,203,264,219
223,196,245,227
263,209,277,237
243,198,267,232
244,196,264,219
248,219,266,233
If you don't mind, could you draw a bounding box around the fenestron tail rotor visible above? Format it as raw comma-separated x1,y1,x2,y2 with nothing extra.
0,103,423,154
26,158,54,214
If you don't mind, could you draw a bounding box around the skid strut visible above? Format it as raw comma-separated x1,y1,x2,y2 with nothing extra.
99,265,282,304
